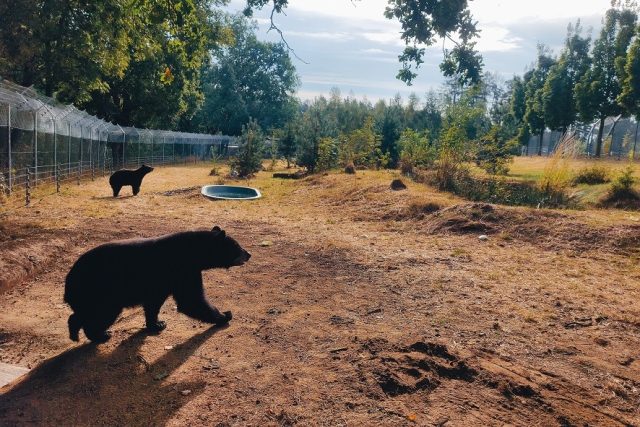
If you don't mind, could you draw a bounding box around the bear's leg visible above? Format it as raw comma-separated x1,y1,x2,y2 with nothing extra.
68,312,83,342
176,296,231,326
132,185,140,196
83,305,121,343
144,295,168,333
112,185,121,197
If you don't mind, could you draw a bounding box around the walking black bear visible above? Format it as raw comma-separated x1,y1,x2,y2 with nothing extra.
64,226,251,343
109,164,154,197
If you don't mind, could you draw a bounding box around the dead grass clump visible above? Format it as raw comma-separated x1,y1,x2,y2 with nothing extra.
427,203,501,234
390,179,407,191
344,163,356,174
540,133,581,193
401,202,441,220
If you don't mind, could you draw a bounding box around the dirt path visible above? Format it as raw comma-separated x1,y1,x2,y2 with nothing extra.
0,165,639,426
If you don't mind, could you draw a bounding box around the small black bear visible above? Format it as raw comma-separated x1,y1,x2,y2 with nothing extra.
64,226,251,343
109,164,154,197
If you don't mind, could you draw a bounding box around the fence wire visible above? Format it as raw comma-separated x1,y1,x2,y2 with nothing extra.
0,78,234,198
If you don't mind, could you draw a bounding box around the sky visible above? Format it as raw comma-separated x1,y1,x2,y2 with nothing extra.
224,0,614,103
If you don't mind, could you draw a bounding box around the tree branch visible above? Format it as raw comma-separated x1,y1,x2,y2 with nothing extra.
267,5,309,64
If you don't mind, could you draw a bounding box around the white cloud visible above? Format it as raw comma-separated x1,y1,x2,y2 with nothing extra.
287,31,353,41
474,25,523,52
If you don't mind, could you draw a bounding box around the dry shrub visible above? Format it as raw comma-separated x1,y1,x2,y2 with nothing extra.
599,165,640,209
540,133,581,195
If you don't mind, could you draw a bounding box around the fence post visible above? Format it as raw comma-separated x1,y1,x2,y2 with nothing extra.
33,111,38,186
7,104,12,194
56,163,61,193
162,138,165,164
25,167,30,207
68,122,71,178
77,161,81,185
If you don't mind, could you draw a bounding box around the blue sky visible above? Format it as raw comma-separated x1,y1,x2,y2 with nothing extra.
225,0,612,102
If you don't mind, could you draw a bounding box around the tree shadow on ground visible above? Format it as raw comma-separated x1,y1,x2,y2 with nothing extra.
0,326,224,425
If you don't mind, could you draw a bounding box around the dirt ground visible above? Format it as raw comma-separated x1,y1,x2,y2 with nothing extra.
0,163,639,426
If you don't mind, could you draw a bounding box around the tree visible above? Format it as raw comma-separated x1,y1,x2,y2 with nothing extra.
524,45,556,155
194,15,300,134
542,22,591,134
243,0,482,86
1,1,229,129
619,18,640,120
231,119,264,177
575,5,637,156
278,121,300,168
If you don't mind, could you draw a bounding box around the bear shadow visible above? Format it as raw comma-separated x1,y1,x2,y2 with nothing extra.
92,195,136,200
0,326,225,425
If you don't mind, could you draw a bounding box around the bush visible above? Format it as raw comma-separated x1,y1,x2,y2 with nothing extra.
397,129,436,175
475,126,517,175
600,166,640,209
316,137,340,172
572,165,610,185
230,119,264,178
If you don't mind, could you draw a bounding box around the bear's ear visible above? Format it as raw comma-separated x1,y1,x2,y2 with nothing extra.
211,226,225,237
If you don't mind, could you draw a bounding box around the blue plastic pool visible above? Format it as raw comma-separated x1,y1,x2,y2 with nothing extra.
201,185,262,200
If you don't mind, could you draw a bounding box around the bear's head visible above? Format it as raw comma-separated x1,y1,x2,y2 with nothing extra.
205,226,251,269
139,164,154,175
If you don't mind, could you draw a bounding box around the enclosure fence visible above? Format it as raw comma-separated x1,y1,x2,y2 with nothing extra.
0,78,234,205
527,117,640,159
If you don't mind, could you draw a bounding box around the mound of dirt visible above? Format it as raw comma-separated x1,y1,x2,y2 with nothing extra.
422,202,640,254
159,186,201,197
390,179,407,191
0,222,71,293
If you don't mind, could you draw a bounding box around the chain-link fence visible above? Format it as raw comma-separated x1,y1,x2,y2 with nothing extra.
527,117,640,158
0,78,234,201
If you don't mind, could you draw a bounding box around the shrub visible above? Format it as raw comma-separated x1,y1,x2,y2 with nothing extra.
316,137,340,172
610,166,638,197
475,126,517,175
397,129,436,175
572,165,610,185
230,119,264,178
600,166,640,208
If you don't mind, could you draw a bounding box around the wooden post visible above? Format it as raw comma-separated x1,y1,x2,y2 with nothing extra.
56,163,61,193
7,104,12,193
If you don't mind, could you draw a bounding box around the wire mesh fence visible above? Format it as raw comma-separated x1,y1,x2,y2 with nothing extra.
526,117,640,158
0,78,234,205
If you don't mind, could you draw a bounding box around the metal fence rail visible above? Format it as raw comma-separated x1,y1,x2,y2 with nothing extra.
0,78,234,202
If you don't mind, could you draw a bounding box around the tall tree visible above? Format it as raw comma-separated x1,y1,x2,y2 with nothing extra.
542,22,591,134
195,15,299,135
575,5,637,156
524,45,556,155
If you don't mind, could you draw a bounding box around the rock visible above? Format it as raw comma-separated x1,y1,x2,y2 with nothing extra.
478,235,489,241
259,240,273,247
180,389,192,396
390,179,407,191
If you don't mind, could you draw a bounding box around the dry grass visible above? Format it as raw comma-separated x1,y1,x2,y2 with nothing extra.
0,162,639,425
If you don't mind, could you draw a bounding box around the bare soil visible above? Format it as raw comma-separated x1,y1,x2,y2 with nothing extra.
0,164,639,426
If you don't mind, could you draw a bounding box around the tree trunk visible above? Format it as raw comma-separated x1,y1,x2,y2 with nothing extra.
595,116,605,157
537,132,544,156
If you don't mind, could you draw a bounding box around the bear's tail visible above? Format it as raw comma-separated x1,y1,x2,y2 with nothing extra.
68,313,82,342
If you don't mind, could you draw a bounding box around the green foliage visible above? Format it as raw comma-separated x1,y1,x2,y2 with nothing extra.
278,121,299,168
524,45,556,155
542,22,591,133
339,117,382,169
610,165,637,195
575,6,637,156
194,15,299,135
397,129,436,174
1,0,231,129
231,119,264,177
475,126,517,175
316,137,340,172
573,165,611,185
435,125,468,190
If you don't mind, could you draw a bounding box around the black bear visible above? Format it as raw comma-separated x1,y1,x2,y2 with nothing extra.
109,164,154,197
64,226,251,343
